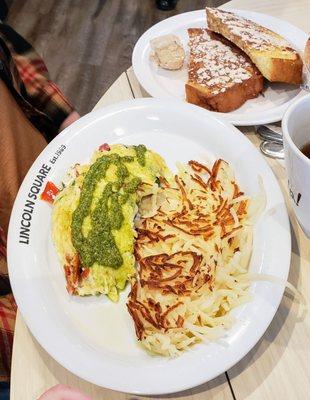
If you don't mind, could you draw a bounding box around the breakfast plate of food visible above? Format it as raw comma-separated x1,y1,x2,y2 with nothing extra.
8,98,291,394
133,8,308,125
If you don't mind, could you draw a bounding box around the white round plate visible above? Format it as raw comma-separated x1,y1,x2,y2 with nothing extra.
8,98,290,395
132,9,308,126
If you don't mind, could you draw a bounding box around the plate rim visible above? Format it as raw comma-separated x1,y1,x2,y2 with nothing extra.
7,98,291,394
132,8,308,126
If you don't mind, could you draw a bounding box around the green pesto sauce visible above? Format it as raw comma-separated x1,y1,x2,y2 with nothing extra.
134,144,147,166
71,149,145,269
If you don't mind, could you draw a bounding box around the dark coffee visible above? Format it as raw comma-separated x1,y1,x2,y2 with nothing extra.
300,142,310,159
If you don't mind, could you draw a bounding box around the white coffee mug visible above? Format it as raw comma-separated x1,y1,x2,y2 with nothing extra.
282,94,310,237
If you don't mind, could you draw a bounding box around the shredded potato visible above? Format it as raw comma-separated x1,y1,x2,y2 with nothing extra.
127,159,264,356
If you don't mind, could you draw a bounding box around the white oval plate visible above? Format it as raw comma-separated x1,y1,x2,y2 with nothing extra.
132,9,308,126
8,98,290,395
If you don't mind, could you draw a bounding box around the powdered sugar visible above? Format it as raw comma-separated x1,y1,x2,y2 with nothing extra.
207,8,294,51
188,29,252,90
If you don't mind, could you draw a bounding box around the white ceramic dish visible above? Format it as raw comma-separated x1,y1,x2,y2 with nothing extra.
132,9,308,126
8,98,290,395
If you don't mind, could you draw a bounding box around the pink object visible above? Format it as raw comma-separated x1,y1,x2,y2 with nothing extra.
304,38,310,71
38,384,92,400
99,143,110,151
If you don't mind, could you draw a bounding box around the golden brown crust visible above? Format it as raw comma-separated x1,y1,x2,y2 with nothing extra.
186,73,263,112
206,8,303,84
186,28,264,112
267,57,303,84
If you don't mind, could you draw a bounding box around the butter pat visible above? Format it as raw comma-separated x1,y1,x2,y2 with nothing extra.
150,34,185,70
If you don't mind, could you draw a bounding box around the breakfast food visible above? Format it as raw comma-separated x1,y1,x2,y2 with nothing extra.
52,144,168,301
186,28,263,112
206,7,303,84
50,143,265,356
150,34,185,70
128,159,264,356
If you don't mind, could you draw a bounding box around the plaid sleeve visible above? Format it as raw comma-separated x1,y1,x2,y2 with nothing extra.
13,54,75,129
0,294,16,382
0,227,16,382
0,23,75,135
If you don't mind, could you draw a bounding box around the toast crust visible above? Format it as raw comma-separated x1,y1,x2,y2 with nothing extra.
206,8,303,84
186,28,263,112
185,76,263,113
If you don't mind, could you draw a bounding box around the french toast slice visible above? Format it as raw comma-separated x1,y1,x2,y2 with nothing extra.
206,7,303,84
186,28,263,112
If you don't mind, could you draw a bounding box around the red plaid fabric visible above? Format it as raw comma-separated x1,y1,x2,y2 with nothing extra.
0,294,16,381
0,23,77,381
0,22,75,141
0,228,15,381
14,54,74,123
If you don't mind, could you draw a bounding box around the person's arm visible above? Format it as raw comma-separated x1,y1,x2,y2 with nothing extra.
305,37,310,70
38,384,91,400
0,23,80,136
13,52,80,132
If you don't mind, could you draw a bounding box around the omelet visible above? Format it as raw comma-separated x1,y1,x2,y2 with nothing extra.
52,144,168,301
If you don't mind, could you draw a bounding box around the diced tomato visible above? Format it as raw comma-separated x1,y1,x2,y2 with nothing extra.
99,143,110,151
81,268,90,280
41,181,59,204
